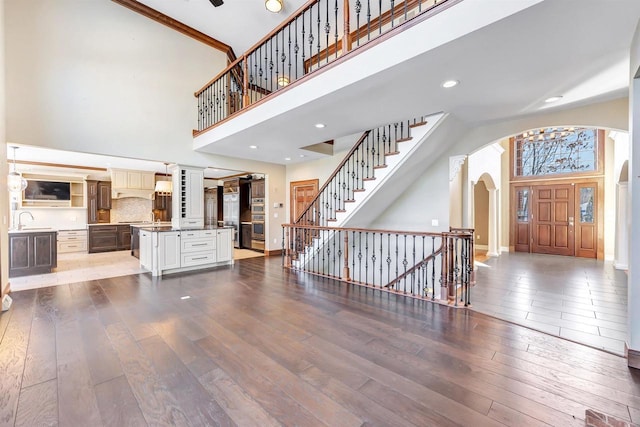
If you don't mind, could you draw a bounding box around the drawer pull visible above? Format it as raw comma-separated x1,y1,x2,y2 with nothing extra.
191,243,208,247
67,245,77,248
192,256,208,260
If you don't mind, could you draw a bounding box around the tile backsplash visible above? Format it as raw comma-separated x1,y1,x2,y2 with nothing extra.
111,198,153,222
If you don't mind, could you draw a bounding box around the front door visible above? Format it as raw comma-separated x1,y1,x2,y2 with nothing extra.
531,184,575,256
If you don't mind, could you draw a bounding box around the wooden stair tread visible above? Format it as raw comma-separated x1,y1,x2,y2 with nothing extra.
396,137,413,143
409,120,428,128
362,177,376,181
344,199,355,203
385,151,400,156
353,189,365,192
373,164,388,169
336,209,346,213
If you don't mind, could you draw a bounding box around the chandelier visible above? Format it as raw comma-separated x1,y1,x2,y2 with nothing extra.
7,146,27,193
154,163,172,195
519,127,577,143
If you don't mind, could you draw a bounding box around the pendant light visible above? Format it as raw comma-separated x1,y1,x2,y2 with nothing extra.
7,146,27,193
154,162,172,194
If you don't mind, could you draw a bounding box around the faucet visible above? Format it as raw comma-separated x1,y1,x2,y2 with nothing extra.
18,211,34,230
150,211,155,223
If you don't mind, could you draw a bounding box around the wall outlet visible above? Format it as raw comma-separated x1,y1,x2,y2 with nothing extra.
273,238,277,244
274,212,278,218
273,202,279,208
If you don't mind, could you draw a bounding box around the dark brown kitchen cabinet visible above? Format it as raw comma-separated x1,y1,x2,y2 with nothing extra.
89,225,132,253
98,181,111,209
87,180,98,224
87,180,111,224
9,231,57,277
251,179,265,198
117,225,131,250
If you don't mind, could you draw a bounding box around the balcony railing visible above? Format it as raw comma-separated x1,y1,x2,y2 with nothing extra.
194,0,453,133
282,224,474,306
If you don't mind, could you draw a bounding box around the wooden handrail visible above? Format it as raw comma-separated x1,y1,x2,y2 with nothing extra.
282,223,442,238
195,0,320,96
293,130,370,223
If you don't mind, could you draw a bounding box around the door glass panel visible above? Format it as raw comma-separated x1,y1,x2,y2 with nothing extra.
579,187,594,223
516,189,529,222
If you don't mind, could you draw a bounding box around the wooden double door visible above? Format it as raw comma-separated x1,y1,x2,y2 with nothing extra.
513,182,599,258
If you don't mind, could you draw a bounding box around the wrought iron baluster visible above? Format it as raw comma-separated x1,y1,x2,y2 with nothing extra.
366,0,371,41
371,233,376,287
351,230,356,279
364,231,369,285
378,0,382,35
355,0,361,46
288,23,292,84
308,7,314,71
386,233,391,284
334,0,339,59
390,0,395,28
317,0,322,64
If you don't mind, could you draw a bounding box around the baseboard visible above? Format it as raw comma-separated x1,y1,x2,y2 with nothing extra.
1,281,10,298
265,249,282,257
614,261,629,271
500,246,510,253
627,345,640,370
486,251,500,257
475,244,488,250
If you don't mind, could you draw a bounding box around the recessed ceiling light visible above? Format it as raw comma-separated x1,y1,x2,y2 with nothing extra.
441,80,459,88
249,145,258,149
180,295,191,300
284,157,291,161
299,154,305,158
315,123,325,129
545,96,563,103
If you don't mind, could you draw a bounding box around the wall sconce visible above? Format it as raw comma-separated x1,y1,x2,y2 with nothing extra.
265,0,283,13
7,146,27,193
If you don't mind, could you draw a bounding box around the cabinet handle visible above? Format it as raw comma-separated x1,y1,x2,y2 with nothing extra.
67,245,77,248
67,237,77,240
192,256,208,260
191,243,208,247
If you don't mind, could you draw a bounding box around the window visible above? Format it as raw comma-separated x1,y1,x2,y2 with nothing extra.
514,128,598,178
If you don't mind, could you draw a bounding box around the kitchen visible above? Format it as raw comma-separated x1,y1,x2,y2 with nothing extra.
7,148,267,289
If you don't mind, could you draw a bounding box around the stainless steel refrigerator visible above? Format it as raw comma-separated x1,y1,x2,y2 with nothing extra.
223,193,239,248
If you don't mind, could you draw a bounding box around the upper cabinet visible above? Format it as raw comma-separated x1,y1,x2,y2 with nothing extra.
251,179,265,198
87,180,111,224
20,175,85,209
110,168,155,199
171,165,204,229
111,169,155,189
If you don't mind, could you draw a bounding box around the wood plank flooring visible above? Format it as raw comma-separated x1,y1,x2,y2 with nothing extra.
1,256,639,426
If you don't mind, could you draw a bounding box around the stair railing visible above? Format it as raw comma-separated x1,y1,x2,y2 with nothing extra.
194,0,456,133
282,224,474,306
294,116,426,227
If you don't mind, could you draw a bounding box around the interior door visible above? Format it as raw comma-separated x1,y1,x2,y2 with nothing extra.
575,183,597,258
290,179,319,222
531,184,574,256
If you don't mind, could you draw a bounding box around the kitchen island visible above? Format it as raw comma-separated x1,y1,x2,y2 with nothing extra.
138,225,233,277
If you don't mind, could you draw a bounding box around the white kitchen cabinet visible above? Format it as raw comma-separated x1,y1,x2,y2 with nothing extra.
111,169,156,190
216,228,232,262
57,229,87,253
171,165,204,229
158,231,181,270
139,230,152,271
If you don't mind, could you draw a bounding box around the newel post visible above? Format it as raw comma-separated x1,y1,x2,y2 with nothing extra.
284,226,291,268
242,55,249,108
343,232,350,280
342,0,351,54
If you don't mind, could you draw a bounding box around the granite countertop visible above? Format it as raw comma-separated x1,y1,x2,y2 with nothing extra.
87,221,170,226
9,228,58,234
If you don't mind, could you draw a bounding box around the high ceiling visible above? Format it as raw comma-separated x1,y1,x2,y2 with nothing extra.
136,0,309,54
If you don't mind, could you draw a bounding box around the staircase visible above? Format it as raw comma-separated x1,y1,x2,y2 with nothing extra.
290,112,446,272
294,112,445,228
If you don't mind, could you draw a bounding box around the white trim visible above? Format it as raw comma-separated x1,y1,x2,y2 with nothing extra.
475,244,488,250
500,246,510,253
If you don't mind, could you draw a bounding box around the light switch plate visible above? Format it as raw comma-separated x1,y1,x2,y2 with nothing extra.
431,219,439,226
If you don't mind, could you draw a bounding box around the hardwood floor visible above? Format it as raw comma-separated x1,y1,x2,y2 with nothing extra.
1,257,639,426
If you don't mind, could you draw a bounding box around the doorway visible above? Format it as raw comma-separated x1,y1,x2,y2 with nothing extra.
290,179,318,222
512,181,600,258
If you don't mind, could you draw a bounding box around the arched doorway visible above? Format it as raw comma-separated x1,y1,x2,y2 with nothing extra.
472,173,500,257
